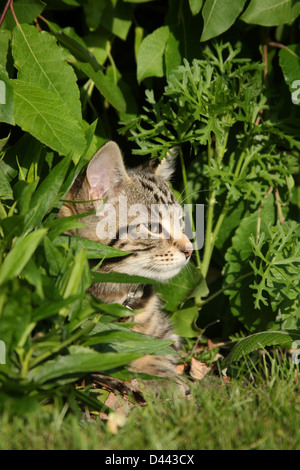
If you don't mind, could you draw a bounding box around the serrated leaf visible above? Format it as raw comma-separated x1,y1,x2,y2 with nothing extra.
137,26,170,83
12,80,86,160
201,0,247,42
224,330,300,366
12,24,82,121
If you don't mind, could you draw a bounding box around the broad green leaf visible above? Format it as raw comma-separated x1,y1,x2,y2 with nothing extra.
0,31,9,67
189,0,203,15
27,349,141,384
165,31,182,77
0,68,14,125
0,229,47,286
241,0,300,26
100,0,133,40
87,323,175,354
12,24,82,121
137,26,170,83
157,263,207,311
224,330,300,366
171,305,202,338
201,0,248,42
223,193,276,332
279,45,300,104
12,80,86,160
83,0,107,31
1,0,46,31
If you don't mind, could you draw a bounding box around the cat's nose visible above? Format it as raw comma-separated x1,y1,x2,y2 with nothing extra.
183,244,193,259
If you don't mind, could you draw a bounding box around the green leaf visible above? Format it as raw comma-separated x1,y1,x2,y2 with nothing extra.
223,193,276,332
1,0,46,31
279,45,300,104
171,305,202,338
0,165,12,198
83,0,107,31
55,236,131,259
189,0,203,16
137,26,170,83
87,323,175,354
157,264,207,312
100,0,133,40
241,0,300,26
75,62,126,113
224,330,300,366
12,80,86,160
0,229,47,286
0,68,14,125
201,0,248,42
12,24,82,121
27,349,141,384
0,30,9,67
23,153,72,233
91,271,155,285
31,296,81,322
165,31,182,77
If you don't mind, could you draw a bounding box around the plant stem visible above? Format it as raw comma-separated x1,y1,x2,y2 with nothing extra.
0,0,12,28
179,147,202,272
202,128,229,278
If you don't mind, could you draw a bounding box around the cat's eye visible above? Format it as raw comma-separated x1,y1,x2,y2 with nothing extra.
150,222,163,234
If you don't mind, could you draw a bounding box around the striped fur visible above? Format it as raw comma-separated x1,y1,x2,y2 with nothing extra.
58,141,193,379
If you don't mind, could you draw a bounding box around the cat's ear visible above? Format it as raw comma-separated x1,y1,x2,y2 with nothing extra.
86,141,128,203
154,147,178,182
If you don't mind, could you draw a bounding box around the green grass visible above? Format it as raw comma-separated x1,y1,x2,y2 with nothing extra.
0,352,299,450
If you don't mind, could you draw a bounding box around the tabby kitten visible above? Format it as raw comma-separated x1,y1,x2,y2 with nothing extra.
58,141,193,379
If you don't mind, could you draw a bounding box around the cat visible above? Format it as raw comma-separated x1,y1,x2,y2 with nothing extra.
58,140,193,382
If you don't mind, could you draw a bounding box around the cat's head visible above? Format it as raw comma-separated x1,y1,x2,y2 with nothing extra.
59,141,193,282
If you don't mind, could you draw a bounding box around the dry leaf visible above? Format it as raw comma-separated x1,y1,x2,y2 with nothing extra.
190,357,212,380
106,412,127,434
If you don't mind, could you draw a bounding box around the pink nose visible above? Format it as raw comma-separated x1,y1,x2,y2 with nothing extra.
183,244,193,259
